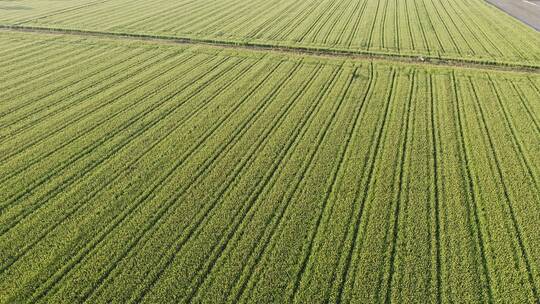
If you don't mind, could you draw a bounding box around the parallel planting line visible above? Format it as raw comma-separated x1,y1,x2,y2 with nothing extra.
335,0,363,45
131,62,320,304
379,0,389,49
190,65,346,303
426,0,461,56
185,65,345,303
336,69,397,303
245,0,303,38
394,0,400,51
13,58,249,293
467,2,527,61
345,0,369,47
1,58,262,286
452,0,503,58
0,52,192,235
65,0,153,28
392,69,418,301
83,63,287,301
0,46,147,138
0,44,90,88
162,0,246,33
0,54,221,226
0,40,68,73
0,38,61,65
348,69,402,303
40,63,279,302
425,73,440,303
269,0,323,40
365,0,381,51
450,72,494,303
0,58,237,282
235,67,356,303
78,60,287,303
402,0,415,50
14,0,115,25
0,52,192,197
371,71,412,302
526,77,540,95
66,0,139,28
85,1,170,30
288,66,370,303
0,50,191,168
138,67,328,303
0,51,207,214
199,0,272,35
486,75,539,191
411,0,430,53
70,61,298,303
0,45,136,125
0,40,98,86
468,77,539,301
435,0,476,55
0,47,133,106
231,0,288,35
138,0,223,32
444,0,489,56
315,64,378,302
27,58,276,303
316,0,350,44
383,71,416,303
283,0,333,42
429,74,442,304
207,64,332,302
417,0,445,54
114,0,202,30
0,56,241,270
508,81,540,134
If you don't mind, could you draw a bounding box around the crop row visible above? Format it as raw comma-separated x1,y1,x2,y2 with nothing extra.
4,0,539,66
0,33,539,303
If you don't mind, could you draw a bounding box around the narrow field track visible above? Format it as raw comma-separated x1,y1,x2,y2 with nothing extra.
1,26,539,73
0,31,538,303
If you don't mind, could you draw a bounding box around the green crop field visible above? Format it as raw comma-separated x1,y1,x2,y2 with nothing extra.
1,0,539,303
1,0,540,66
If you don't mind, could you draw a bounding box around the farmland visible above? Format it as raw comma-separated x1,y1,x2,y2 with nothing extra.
0,30,539,303
1,0,540,303
1,0,540,66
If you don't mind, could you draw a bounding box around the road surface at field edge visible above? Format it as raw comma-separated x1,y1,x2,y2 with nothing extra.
485,0,540,30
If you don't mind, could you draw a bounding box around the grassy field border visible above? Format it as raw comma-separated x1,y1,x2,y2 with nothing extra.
1,25,538,73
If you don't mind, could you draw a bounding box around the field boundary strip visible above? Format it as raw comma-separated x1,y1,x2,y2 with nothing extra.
0,25,538,73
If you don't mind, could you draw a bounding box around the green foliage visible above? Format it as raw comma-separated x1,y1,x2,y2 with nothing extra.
1,0,539,66
0,32,538,303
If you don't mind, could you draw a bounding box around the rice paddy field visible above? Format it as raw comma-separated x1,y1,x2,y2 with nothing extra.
2,0,540,66
0,0,539,303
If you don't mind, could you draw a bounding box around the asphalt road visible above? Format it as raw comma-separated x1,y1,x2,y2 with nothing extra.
486,0,540,30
